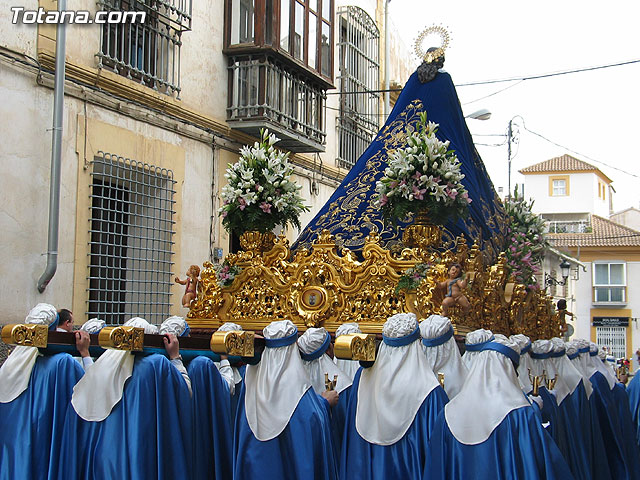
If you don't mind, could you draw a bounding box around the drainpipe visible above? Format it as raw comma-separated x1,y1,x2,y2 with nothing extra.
38,0,67,293
384,0,390,117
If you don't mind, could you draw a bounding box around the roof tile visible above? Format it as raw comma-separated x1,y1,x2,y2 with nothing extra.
548,215,640,247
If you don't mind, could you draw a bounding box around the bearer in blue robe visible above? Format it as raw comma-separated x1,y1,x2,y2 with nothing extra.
340,313,447,480
460,328,493,370
0,303,84,480
61,317,194,480
332,322,362,381
424,334,574,480
420,315,467,399
298,327,352,460
233,320,338,480
215,321,247,426
576,340,640,479
527,341,563,435
627,366,640,448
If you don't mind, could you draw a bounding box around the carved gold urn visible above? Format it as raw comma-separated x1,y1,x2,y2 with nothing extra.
402,209,442,249
239,231,276,255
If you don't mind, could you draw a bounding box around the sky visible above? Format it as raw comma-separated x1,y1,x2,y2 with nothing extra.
388,0,640,212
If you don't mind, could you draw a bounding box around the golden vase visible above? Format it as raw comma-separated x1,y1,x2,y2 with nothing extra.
239,231,276,254
402,210,442,249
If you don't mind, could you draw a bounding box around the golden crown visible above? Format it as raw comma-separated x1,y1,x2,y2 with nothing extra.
414,25,451,63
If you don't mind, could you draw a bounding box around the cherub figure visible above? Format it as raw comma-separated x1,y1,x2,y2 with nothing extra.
439,263,470,316
554,298,575,340
175,265,200,308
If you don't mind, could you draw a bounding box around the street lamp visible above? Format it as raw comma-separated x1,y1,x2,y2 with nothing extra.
465,109,492,121
545,259,571,288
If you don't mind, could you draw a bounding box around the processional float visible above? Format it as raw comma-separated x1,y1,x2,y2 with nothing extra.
184,29,561,345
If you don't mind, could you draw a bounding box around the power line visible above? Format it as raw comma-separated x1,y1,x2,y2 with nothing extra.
328,58,640,95
521,125,640,179
455,58,640,87
462,80,524,105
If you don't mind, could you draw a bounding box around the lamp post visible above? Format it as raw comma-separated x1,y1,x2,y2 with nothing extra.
506,116,523,199
545,259,571,288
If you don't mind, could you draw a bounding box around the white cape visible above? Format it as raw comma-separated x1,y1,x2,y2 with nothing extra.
71,349,135,421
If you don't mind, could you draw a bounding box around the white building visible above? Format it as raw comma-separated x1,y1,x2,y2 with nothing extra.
0,0,414,326
520,154,640,359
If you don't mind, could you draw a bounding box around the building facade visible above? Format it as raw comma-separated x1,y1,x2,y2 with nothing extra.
521,154,640,358
0,0,414,325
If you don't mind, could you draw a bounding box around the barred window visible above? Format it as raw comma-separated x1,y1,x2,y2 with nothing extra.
96,0,192,97
88,152,176,325
336,6,379,169
596,326,626,359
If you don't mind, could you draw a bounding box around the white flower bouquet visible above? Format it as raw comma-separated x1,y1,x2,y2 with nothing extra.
219,129,309,235
375,112,471,225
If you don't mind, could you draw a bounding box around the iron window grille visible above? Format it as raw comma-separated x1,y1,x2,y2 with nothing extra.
88,152,176,325
96,0,192,98
596,326,626,359
336,5,380,170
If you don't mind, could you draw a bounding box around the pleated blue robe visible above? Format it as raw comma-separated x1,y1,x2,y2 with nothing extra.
330,384,350,462
552,382,606,480
188,356,233,480
339,369,448,480
589,372,640,479
628,371,640,447
424,405,575,480
233,385,337,480
0,353,83,480
59,354,193,480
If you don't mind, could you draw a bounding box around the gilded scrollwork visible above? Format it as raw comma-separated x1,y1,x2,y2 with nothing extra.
1,324,48,348
187,225,556,338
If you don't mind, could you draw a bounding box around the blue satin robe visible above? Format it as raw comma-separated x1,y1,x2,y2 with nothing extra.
0,353,83,480
233,385,337,480
59,354,193,480
330,384,350,463
589,372,640,479
552,382,606,480
424,405,575,480
340,369,448,480
628,372,640,447
188,356,233,480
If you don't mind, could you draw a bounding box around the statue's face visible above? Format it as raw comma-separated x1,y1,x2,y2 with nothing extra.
449,265,460,277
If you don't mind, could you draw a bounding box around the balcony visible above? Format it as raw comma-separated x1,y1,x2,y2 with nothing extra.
226,54,327,152
545,219,591,234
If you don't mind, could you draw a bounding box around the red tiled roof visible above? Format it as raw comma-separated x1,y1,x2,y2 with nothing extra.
519,154,612,183
548,215,640,248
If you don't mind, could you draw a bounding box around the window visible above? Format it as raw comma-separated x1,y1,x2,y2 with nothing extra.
230,0,255,44
552,179,566,196
596,327,626,358
593,262,626,303
97,0,192,97
88,152,176,325
336,6,380,169
226,0,333,81
224,0,333,151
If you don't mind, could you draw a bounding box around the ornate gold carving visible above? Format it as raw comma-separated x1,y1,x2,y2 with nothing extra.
187,221,556,339
239,231,276,255
334,334,377,361
210,330,255,356
1,324,48,348
98,326,144,351
324,373,338,391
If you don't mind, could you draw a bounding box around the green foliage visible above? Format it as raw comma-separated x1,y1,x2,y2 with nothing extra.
504,186,549,289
